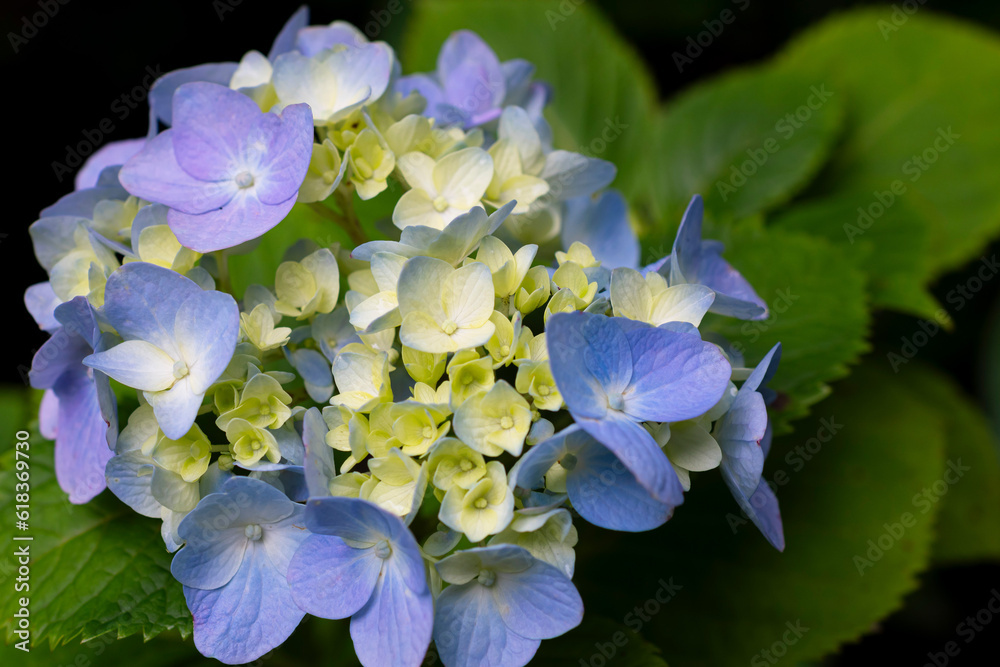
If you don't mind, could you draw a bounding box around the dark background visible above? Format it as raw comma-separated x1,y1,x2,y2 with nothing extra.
3,0,1000,663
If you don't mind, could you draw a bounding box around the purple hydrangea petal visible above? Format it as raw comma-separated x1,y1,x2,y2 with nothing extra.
149,63,239,127
25,282,61,332
741,477,785,552
249,103,314,205
438,31,505,120
268,6,309,60
167,188,297,253
287,534,381,619
38,389,58,440
75,138,146,191
171,82,263,181
294,21,367,56
350,560,434,667
52,370,113,504
120,130,237,216
184,544,305,665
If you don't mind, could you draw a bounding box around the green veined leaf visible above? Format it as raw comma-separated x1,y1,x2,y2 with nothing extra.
0,428,192,647
646,63,843,242
776,8,1000,277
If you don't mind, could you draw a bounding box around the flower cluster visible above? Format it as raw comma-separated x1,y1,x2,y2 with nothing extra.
25,8,783,667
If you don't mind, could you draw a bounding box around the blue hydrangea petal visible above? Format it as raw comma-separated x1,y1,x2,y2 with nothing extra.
102,262,202,357
561,190,639,270
433,584,540,667
302,407,337,498
106,451,162,518
574,413,683,508
304,496,395,545
566,434,673,532
350,558,434,667
284,347,334,403
171,522,248,590
287,534,381,619
622,326,730,423
184,543,305,665
494,560,583,641
547,312,632,419
173,290,240,394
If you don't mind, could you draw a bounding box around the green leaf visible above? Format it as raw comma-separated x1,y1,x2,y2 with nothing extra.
402,0,660,202
899,365,1000,565
0,431,192,647
770,191,942,320
530,616,668,666
694,225,870,430
645,64,843,242
775,9,1000,277
574,362,947,665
